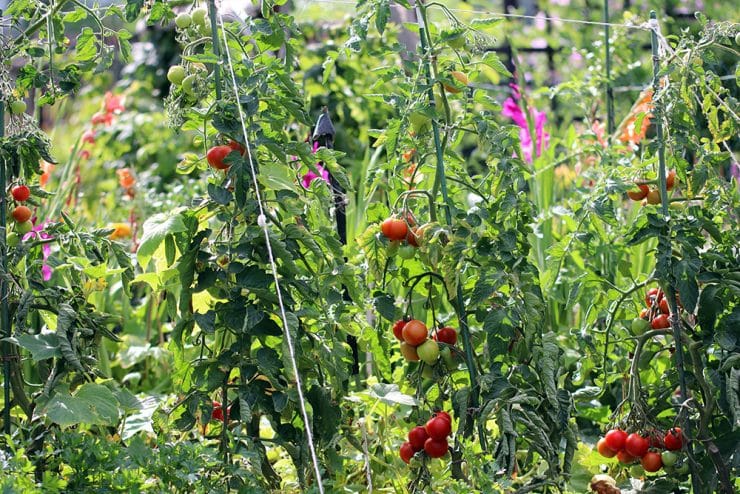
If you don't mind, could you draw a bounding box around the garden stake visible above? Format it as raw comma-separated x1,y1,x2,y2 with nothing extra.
0,39,10,435
414,2,483,449
207,0,222,101
603,0,614,135
650,11,700,493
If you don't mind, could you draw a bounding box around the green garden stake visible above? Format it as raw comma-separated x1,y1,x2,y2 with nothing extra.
0,10,10,433
207,0,222,101
604,0,614,135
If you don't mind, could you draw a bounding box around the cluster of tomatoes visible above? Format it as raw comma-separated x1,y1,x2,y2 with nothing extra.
381,213,421,259
597,427,687,475
206,140,246,171
393,318,459,369
626,170,676,205
399,411,453,464
9,185,33,234
631,286,679,334
210,400,231,422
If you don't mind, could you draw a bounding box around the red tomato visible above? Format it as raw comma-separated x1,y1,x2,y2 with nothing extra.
435,411,452,424
617,449,636,464
651,314,671,330
641,451,663,472
659,297,670,314
206,145,233,170
597,438,617,458
11,185,30,202
392,320,407,341
627,184,649,201
664,428,683,451
402,319,428,346
381,218,408,241
666,170,676,190
625,433,649,458
604,429,627,451
645,288,663,307
423,437,448,458
211,401,229,422
399,442,415,464
406,227,419,247
228,140,246,155
11,205,32,223
434,327,458,345
425,416,452,440
408,426,429,452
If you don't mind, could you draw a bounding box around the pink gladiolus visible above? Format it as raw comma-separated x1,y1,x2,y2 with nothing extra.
91,112,113,126
78,149,91,160
22,222,53,281
501,85,550,163
104,91,125,114
301,165,330,188
82,129,96,145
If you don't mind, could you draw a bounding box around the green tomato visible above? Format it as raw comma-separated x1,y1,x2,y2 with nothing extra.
440,346,456,371
167,65,186,85
175,13,192,29
629,465,644,478
181,74,198,96
421,363,434,379
631,317,650,335
9,100,26,115
191,8,208,26
735,32,740,45
398,244,416,260
674,461,689,475
661,451,678,467
416,339,439,365
6,232,19,248
16,221,33,235
446,33,466,50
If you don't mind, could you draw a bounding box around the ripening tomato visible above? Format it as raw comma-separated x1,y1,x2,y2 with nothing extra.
604,429,627,451
425,416,452,440
406,227,419,247
617,449,636,464
664,428,683,451
624,433,649,458
423,437,448,458
12,205,32,223
659,297,670,314
400,342,419,362
399,441,415,464
646,189,661,205
392,319,407,341
11,185,30,202
597,438,618,458
207,145,233,170
651,313,671,330
402,319,428,346
641,451,663,472
381,217,408,241
639,308,650,320
666,170,676,190
434,326,458,345
408,426,429,452
627,184,649,201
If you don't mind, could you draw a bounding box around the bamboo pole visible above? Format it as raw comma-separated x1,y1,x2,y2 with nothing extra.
1,7,11,433
604,1,615,134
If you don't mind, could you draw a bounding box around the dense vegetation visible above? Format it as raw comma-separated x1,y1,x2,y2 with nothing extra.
0,1,738,492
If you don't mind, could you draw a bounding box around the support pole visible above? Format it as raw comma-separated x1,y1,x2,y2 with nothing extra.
649,11,700,493
0,9,11,432
207,0,222,101
604,1,614,135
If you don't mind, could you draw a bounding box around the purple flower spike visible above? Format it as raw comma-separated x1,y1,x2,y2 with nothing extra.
22,222,54,281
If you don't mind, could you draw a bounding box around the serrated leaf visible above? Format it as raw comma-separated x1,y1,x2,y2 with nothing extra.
137,209,189,268
369,383,417,406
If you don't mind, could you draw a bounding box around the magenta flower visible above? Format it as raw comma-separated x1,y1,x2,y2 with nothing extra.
300,141,331,188
22,222,53,281
502,85,550,163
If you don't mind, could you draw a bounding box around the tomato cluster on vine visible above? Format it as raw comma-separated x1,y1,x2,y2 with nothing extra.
630,286,682,334
626,170,676,205
392,318,459,371
597,427,688,475
399,411,453,464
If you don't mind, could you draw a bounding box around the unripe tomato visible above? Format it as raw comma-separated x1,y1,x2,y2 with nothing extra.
207,145,233,170
624,433,649,458
182,74,199,96
399,441,414,464
175,12,192,28
641,451,662,472
398,244,416,259
167,65,186,85
661,451,678,467
597,438,617,458
627,184,649,201
434,326,458,345
399,342,419,361
416,339,439,365
663,428,683,450
191,7,208,26
9,100,26,115
402,319,428,346
423,437,448,458
651,313,671,330
604,429,627,451
440,346,457,370
392,319,407,341
11,185,30,202
425,416,452,440
408,426,429,452
631,318,650,335
646,189,661,205
380,217,408,241
674,460,689,475
15,221,33,235
12,205,32,223
617,449,636,464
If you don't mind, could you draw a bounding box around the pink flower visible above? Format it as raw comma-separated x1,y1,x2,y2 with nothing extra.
81,129,96,145
104,91,125,114
501,85,550,163
301,165,330,188
78,149,91,160
91,112,113,126
22,222,53,281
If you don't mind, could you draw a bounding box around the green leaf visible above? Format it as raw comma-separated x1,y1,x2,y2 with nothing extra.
45,383,120,427
481,51,512,77
373,292,396,322
75,27,98,62
137,209,189,268
368,383,417,406
6,333,60,361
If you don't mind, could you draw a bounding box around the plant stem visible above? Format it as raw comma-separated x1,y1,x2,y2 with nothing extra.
649,12,700,492
603,0,614,135
207,0,222,101
414,1,483,449
0,42,10,433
